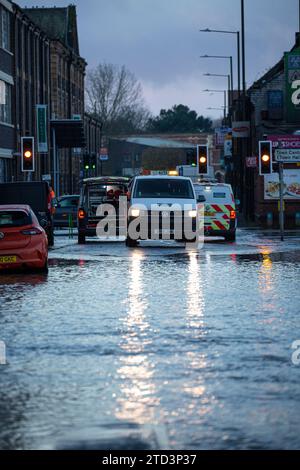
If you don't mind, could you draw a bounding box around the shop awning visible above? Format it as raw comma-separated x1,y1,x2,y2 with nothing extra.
51,119,86,148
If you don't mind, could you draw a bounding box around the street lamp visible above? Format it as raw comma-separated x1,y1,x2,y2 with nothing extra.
204,73,231,118
203,89,227,119
200,55,233,107
200,28,240,104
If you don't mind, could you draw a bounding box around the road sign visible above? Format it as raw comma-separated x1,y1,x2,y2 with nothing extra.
36,105,48,153
246,156,257,168
275,148,300,162
100,155,108,161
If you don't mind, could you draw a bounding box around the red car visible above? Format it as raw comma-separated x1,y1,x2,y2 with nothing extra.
0,205,48,272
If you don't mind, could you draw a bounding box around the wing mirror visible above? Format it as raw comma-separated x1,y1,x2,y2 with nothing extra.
197,195,206,203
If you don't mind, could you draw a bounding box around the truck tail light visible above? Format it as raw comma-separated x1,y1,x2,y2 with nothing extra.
230,210,236,220
78,209,86,220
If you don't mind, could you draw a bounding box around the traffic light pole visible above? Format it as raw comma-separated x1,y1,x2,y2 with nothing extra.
279,162,285,242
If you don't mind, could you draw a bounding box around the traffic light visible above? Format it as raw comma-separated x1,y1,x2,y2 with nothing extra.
21,137,35,172
83,153,90,171
197,145,209,175
90,153,96,170
259,141,272,175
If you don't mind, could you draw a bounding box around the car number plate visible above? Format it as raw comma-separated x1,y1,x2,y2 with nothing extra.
0,256,17,264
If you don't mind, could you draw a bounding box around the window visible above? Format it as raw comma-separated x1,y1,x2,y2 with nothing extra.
0,211,31,228
0,80,12,124
0,6,11,51
134,179,194,199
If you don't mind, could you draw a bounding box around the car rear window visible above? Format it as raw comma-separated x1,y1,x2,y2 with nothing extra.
213,192,227,199
0,211,31,228
59,198,79,208
134,179,194,199
86,185,127,203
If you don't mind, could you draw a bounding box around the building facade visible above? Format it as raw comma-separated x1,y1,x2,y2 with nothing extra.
25,5,86,194
13,3,51,182
248,33,300,227
0,0,14,183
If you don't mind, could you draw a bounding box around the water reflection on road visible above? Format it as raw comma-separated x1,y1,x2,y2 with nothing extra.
0,236,300,450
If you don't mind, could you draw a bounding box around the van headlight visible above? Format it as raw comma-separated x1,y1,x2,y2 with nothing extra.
188,210,197,218
130,208,140,218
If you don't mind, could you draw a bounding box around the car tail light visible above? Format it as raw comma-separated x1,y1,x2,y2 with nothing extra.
230,210,236,219
78,209,86,220
21,228,43,236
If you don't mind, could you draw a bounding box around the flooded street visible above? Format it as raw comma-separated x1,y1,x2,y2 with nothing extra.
0,229,300,450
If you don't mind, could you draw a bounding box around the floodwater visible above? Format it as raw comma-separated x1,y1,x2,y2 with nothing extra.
0,231,300,450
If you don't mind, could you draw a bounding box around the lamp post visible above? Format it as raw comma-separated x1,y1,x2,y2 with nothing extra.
204,73,231,122
200,29,240,106
200,55,233,108
203,89,227,120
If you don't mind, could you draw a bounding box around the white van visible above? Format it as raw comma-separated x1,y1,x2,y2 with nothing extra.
193,182,237,242
126,176,204,247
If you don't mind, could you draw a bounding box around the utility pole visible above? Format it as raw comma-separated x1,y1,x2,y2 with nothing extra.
240,0,247,218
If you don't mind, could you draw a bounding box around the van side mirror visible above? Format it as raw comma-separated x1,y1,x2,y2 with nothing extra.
126,191,131,201
197,195,206,203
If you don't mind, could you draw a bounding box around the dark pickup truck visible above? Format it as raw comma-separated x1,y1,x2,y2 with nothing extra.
0,182,55,246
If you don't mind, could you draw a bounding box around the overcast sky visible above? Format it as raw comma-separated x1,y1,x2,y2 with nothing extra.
19,0,298,119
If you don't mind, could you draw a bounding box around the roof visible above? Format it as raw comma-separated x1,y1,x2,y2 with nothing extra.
24,5,80,54
0,205,31,212
115,137,197,149
83,177,131,184
249,34,300,91
134,176,192,180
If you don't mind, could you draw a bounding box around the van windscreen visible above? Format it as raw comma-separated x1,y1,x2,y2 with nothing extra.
134,179,194,199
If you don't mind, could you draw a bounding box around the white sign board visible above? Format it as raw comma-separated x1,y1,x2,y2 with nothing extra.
264,169,300,200
232,121,250,138
275,148,300,162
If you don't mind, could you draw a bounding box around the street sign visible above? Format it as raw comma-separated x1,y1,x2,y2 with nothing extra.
285,51,300,123
42,174,51,182
246,156,258,168
275,148,300,162
100,155,108,161
36,105,48,153
232,121,250,138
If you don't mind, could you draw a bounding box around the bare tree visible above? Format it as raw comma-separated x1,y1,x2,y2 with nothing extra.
86,63,151,135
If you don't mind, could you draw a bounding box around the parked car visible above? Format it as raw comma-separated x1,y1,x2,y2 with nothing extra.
0,205,48,272
126,176,203,247
53,195,80,228
0,182,55,246
78,177,130,244
193,182,237,242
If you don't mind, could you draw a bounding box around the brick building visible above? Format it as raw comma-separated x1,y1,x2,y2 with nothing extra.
13,3,51,181
107,134,212,177
248,33,300,227
25,5,86,194
0,0,14,183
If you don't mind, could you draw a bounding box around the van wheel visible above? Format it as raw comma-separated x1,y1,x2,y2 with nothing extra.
126,237,138,247
78,233,86,245
225,232,236,242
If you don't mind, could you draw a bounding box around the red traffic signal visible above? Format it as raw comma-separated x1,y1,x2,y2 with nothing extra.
21,137,35,172
197,145,209,175
259,141,272,175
